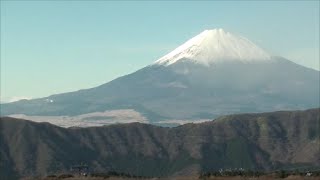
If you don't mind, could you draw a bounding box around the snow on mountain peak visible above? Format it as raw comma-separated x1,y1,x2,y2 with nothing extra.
155,29,271,66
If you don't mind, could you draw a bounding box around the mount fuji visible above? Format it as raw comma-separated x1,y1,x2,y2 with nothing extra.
1,29,319,126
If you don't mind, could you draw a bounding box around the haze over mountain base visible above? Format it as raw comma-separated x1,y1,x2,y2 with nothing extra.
2,57,319,127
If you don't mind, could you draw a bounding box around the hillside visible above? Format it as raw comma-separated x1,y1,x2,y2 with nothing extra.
1,108,319,179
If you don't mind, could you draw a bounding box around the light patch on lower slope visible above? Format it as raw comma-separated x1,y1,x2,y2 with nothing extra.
156,119,212,125
9,109,148,127
157,81,188,88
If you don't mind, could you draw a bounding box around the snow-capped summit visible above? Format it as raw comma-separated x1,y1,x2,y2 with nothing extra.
155,29,271,66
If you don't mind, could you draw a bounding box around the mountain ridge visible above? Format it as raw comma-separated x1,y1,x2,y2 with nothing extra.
1,108,319,179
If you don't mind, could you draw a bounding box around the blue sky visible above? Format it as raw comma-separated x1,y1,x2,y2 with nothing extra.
1,1,319,102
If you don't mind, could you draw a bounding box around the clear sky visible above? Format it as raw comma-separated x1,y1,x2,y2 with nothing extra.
1,1,319,102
